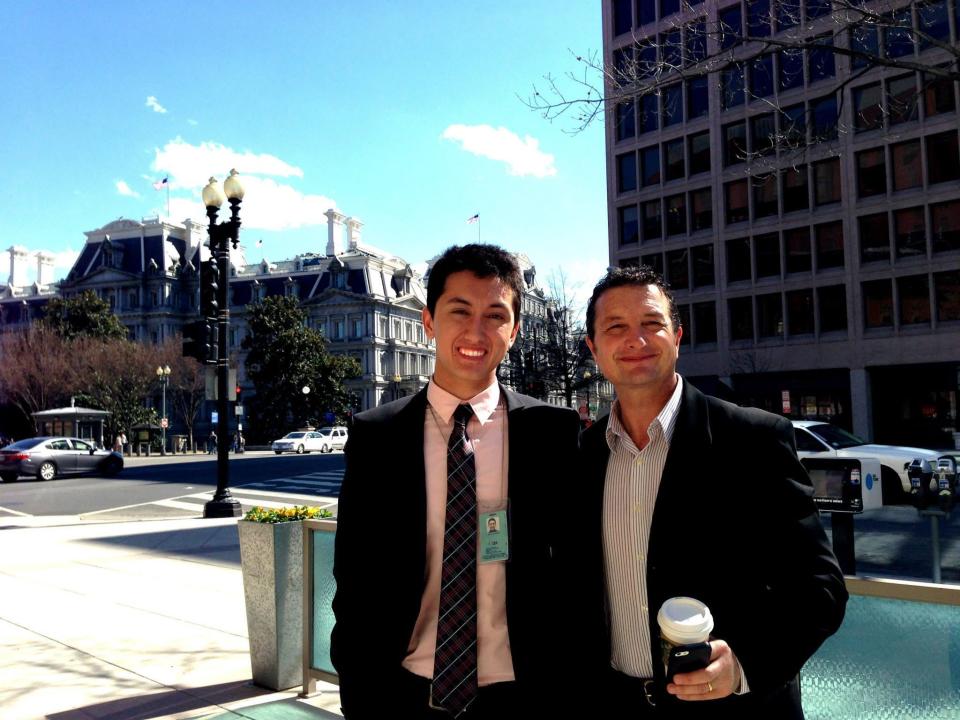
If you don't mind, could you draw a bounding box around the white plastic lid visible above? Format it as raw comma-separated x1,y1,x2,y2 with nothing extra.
657,596,714,644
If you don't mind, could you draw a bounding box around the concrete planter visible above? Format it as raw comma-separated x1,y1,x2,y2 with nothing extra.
238,519,304,690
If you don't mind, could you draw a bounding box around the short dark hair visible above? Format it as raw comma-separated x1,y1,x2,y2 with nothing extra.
585,265,681,340
427,244,524,321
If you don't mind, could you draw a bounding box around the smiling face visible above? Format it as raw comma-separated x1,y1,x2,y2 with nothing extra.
423,270,519,400
585,283,682,400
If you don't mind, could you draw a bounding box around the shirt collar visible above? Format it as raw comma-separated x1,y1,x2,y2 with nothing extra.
426,377,501,425
606,375,684,451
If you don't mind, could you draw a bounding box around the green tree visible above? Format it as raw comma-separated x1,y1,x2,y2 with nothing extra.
41,290,128,341
242,296,361,443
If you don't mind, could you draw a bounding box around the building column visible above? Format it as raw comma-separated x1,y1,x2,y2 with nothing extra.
850,368,873,441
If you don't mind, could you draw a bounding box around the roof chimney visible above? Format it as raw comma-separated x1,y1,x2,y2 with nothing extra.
37,251,56,286
346,217,363,251
325,209,345,256
7,246,28,287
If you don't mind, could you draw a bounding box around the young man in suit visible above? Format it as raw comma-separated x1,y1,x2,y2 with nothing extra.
332,244,580,718
578,266,848,719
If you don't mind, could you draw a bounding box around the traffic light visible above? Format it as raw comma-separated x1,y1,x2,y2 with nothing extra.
200,259,219,362
182,320,208,363
235,385,242,403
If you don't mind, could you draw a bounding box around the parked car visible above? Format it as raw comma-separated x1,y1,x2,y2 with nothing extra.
315,426,348,453
0,437,124,482
792,420,941,504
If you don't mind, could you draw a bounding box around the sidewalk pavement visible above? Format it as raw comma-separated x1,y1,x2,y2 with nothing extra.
0,515,342,720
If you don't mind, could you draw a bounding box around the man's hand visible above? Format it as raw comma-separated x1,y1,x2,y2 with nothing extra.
666,640,739,701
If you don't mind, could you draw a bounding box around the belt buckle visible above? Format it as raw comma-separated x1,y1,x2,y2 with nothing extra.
642,679,657,708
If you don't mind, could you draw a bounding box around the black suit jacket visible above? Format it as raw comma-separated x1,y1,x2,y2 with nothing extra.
577,380,847,719
331,386,580,718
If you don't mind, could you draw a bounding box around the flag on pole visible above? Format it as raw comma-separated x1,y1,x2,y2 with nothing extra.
466,213,479,224
152,177,168,190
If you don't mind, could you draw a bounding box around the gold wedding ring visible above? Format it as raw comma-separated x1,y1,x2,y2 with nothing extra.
707,682,713,693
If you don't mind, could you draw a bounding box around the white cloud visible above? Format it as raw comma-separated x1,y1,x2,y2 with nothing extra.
150,138,336,231
442,124,557,178
187,118,198,126
146,96,167,114
115,180,140,198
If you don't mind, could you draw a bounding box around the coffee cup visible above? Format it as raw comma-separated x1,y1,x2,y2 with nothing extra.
657,596,714,676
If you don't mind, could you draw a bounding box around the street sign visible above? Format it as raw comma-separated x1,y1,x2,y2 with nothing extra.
160,417,168,429
235,405,244,416
324,411,335,424
211,411,219,423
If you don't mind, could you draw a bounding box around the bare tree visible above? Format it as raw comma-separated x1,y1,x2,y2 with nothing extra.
0,326,76,427
526,0,959,157
155,338,206,451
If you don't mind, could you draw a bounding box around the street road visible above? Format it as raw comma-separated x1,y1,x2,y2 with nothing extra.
0,450,346,521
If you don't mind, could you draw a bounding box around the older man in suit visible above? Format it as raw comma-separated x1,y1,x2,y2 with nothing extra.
578,265,847,719
332,244,580,718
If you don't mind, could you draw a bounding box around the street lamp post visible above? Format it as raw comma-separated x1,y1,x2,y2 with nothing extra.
156,365,171,454
302,385,311,427
392,374,402,401
202,170,244,519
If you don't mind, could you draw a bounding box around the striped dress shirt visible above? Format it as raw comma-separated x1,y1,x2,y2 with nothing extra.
603,376,684,678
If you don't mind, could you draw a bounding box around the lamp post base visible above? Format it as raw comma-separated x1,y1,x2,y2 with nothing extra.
204,496,243,518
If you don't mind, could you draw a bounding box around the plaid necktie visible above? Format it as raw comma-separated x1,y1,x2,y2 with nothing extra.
432,403,478,716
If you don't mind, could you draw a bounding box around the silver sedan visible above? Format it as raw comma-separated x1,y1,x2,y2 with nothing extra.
0,437,124,482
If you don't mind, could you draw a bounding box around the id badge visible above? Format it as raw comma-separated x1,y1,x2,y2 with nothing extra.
478,500,509,564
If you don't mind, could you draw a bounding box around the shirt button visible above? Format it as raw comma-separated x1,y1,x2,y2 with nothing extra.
641,605,649,613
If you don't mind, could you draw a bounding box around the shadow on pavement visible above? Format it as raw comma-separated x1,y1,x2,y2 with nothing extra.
79,524,242,566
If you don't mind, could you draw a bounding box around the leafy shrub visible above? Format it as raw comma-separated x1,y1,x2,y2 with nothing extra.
243,505,334,523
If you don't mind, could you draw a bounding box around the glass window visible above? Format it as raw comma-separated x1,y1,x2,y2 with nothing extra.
642,199,662,241
887,74,919,124
863,279,894,328
856,147,887,198
815,221,844,269
664,138,685,181
693,301,717,343
785,226,811,272
642,251,664,275
810,94,838,140
617,152,638,193
687,76,709,118
666,248,689,289
619,205,639,245
859,213,890,263
750,113,776,156
661,30,682,68
787,288,814,335
778,48,804,91
661,0,680,18
776,0,800,31
691,244,715,287
613,0,633,35
725,179,749,224
755,232,781,277
637,41,658,78
924,74,957,117
690,187,712,231
813,158,841,205
806,0,830,19
934,270,960,321
747,0,772,36
720,4,744,48
686,20,707,64
818,285,848,332
782,166,809,213
640,93,659,133
638,0,657,26
931,200,960,253
757,293,783,337
884,9,914,59
750,54,775,98
615,101,636,141
898,275,931,325
850,26,879,70
666,193,687,235
780,103,806,145
807,36,835,82
689,130,711,175
641,145,661,186
723,121,747,166
894,207,926,258
662,83,684,127
727,237,752,282
613,46,633,85
753,174,779,219
853,83,883,132
721,64,745,108
729,296,754,340
891,140,922,191
927,131,960,185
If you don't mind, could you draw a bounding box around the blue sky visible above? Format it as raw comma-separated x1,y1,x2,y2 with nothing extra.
1,1,609,299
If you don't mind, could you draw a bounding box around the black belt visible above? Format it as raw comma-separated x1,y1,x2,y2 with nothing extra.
609,670,659,709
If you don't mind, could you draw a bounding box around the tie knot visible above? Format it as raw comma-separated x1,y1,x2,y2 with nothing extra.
453,403,474,427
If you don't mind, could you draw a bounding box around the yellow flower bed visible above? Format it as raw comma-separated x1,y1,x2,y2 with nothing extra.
243,505,334,523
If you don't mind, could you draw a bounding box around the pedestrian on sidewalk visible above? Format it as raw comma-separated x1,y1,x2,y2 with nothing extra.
207,430,217,454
